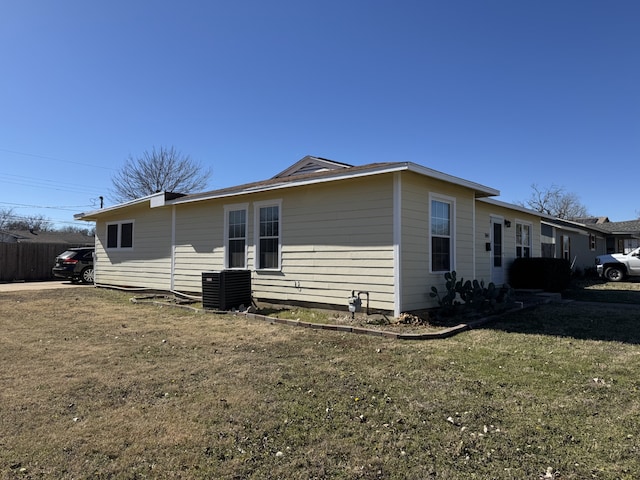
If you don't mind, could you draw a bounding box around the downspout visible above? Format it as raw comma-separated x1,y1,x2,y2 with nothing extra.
393,172,402,317
170,205,176,291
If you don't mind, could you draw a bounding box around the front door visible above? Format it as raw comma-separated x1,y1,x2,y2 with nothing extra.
491,217,504,285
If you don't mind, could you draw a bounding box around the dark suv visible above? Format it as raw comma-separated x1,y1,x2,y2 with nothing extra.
52,247,95,283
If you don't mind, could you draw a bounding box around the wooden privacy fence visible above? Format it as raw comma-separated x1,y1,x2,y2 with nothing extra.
0,243,73,282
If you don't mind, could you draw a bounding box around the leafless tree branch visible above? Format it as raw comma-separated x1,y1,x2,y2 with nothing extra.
109,146,212,203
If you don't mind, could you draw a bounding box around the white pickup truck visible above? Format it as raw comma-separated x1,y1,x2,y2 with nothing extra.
595,246,640,282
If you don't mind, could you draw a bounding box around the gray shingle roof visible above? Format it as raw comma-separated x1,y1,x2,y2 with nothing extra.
596,220,640,234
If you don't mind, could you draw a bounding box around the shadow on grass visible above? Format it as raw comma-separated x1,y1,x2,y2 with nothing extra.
562,277,640,304
483,292,640,344
255,306,290,316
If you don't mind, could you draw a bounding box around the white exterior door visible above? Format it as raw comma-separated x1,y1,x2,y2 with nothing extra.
491,217,504,285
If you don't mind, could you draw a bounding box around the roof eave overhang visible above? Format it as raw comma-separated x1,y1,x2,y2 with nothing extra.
74,192,183,221
173,163,499,206
479,198,547,217
74,163,500,217
407,163,499,197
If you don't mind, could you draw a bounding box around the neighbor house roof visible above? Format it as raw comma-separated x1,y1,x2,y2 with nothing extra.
595,220,640,236
75,156,500,220
0,229,94,245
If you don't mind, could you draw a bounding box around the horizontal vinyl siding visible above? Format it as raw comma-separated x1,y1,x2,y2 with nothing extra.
170,175,396,311
258,176,396,311
400,172,476,311
94,204,172,290
173,203,225,292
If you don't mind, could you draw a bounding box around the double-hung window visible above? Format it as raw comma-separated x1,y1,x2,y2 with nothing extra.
430,196,454,272
224,205,248,269
255,201,281,270
106,221,134,249
516,222,532,258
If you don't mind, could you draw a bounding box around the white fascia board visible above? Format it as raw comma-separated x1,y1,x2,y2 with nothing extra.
74,192,168,221
407,163,500,197
541,221,590,236
173,163,499,206
541,219,608,236
171,165,410,206
478,197,548,218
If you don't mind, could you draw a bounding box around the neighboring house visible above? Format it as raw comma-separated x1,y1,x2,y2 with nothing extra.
596,220,640,254
539,218,608,273
538,216,640,273
0,229,94,246
75,156,545,316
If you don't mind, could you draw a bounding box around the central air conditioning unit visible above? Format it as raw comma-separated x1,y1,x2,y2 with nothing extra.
202,270,252,311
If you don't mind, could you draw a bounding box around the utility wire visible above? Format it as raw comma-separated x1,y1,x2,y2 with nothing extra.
0,201,94,211
0,173,101,196
0,147,116,171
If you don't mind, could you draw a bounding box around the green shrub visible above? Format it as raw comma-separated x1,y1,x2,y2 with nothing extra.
508,257,571,292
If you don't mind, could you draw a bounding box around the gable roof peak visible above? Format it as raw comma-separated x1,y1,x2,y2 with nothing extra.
273,155,353,178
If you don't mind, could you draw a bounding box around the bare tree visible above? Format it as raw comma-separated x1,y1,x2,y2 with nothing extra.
109,146,212,203
518,184,590,220
58,225,96,236
0,208,15,230
4,213,53,231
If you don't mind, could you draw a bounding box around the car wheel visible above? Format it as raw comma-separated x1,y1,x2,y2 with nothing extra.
604,266,625,282
81,267,94,284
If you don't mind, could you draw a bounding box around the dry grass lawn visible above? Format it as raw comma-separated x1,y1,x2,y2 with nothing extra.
1,285,640,479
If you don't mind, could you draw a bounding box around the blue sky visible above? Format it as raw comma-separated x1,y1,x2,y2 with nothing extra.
1,0,638,228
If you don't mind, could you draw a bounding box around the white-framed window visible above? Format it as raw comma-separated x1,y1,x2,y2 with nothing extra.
516,221,532,258
589,234,596,251
106,220,134,249
254,200,281,270
561,235,571,260
429,194,455,272
224,204,248,269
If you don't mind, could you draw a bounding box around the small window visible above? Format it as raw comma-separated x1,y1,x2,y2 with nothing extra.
561,235,571,260
255,201,281,270
589,234,596,251
106,221,134,249
516,222,532,258
225,205,248,269
430,197,454,272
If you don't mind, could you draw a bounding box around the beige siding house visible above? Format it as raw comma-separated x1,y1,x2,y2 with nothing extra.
76,156,544,316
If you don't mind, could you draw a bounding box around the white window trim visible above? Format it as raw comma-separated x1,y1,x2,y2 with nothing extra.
515,219,533,258
105,220,134,250
253,199,282,271
224,203,249,270
428,193,456,273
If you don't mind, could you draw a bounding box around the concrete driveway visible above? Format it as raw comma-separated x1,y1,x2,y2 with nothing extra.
0,281,92,292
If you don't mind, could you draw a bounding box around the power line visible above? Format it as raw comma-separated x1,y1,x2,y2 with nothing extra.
0,147,116,171
0,201,95,211
0,173,103,196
